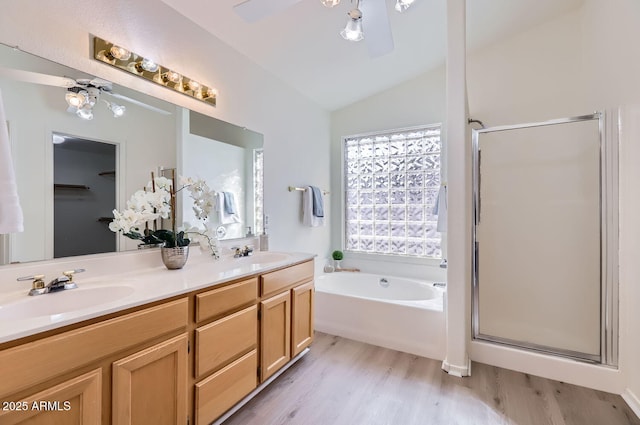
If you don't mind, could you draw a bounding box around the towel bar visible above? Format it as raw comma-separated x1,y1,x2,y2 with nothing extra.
288,186,329,195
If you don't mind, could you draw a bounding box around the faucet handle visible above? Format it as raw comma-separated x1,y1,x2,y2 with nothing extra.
62,268,85,282
17,274,46,290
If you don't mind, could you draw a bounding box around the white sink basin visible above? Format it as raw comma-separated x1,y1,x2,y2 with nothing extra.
235,252,292,266
0,285,135,321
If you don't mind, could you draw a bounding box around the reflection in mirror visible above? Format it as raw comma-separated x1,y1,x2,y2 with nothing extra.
53,135,116,258
0,43,264,265
181,111,264,240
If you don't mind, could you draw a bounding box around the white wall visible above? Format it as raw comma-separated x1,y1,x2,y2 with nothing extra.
579,0,640,414
466,0,640,401
0,0,331,267
330,65,447,280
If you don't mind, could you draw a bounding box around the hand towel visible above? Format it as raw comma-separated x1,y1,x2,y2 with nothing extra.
223,191,237,214
0,88,23,234
310,186,324,217
217,191,240,224
432,184,447,233
303,186,324,227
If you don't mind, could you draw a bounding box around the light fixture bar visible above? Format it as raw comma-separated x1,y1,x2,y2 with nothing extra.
92,36,217,107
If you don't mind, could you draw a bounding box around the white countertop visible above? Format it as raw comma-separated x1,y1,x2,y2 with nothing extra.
0,248,315,344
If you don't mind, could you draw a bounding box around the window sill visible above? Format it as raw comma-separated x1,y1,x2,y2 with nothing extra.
344,251,442,267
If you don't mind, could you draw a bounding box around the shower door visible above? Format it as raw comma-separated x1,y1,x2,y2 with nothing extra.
472,113,617,364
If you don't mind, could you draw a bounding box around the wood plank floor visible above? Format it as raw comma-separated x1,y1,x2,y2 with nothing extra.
225,332,640,425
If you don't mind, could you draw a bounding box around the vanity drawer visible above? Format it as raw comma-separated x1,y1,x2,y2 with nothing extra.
195,349,257,425
195,305,257,379
260,261,314,297
196,277,258,323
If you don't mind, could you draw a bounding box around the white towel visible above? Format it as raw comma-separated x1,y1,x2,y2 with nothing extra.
0,89,23,234
303,186,324,227
217,191,240,224
432,184,447,233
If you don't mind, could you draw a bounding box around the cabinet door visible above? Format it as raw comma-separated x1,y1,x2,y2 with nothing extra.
0,369,101,425
260,291,291,382
112,333,188,425
292,280,314,357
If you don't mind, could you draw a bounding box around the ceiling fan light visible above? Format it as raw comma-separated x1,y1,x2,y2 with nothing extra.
76,105,94,120
340,17,364,42
320,0,340,7
65,91,86,107
395,0,415,12
109,102,126,118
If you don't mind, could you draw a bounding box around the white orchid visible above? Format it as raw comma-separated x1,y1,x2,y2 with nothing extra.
110,174,219,257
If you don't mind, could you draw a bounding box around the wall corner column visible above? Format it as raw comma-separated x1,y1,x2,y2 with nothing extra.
441,0,471,377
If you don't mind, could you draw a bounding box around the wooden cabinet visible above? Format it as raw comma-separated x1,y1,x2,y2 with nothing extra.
0,258,314,425
112,333,188,425
259,260,314,382
0,369,102,425
195,350,258,425
260,290,292,382
292,280,315,357
194,279,259,424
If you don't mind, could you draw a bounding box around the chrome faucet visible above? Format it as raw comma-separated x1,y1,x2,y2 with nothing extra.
231,246,254,258
17,269,85,296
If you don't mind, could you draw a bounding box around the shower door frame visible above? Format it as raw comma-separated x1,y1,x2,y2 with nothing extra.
471,112,619,366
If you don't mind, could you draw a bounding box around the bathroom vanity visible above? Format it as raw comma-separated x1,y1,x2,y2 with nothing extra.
0,250,314,425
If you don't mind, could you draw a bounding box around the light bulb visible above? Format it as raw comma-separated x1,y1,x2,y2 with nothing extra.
76,105,94,120
109,45,131,61
395,0,415,12
96,50,115,65
65,91,86,107
166,71,181,83
320,0,340,7
187,80,201,92
340,16,364,42
205,88,217,99
140,58,159,72
109,102,126,118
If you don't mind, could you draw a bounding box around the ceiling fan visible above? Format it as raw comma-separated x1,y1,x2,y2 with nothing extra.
0,66,172,120
233,0,416,58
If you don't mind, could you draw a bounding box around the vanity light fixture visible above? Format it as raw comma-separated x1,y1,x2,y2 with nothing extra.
93,36,217,107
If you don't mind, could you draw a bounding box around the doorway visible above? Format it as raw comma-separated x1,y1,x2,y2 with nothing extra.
53,134,116,257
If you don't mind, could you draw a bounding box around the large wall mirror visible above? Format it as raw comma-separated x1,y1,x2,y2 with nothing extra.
0,43,264,265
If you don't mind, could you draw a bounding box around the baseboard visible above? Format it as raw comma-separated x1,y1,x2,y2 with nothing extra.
441,358,471,377
622,388,640,420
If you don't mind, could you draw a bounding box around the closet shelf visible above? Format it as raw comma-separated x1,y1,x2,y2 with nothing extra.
54,184,90,190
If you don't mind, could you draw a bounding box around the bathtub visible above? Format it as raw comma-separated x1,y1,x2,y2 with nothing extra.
314,272,446,360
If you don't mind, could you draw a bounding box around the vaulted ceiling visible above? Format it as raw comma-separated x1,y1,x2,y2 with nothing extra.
159,0,583,111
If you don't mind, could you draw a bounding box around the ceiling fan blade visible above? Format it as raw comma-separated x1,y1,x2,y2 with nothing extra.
106,91,173,115
233,0,304,23
0,66,79,88
361,0,394,58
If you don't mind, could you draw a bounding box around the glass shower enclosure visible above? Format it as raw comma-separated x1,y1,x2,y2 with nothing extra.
471,113,618,365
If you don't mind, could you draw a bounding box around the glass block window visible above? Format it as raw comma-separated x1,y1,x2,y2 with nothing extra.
344,125,442,258
253,148,264,234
